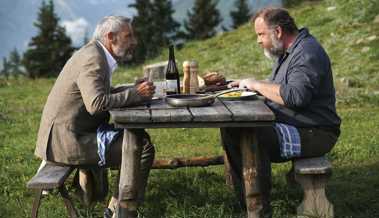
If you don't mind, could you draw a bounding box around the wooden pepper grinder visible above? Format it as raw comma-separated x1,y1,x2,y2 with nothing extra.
189,60,199,94
182,61,191,94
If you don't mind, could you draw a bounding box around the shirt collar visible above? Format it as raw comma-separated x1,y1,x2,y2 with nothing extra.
96,40,118,73
286,28,309,54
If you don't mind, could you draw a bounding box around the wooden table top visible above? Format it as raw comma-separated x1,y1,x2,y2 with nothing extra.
110,98,275,129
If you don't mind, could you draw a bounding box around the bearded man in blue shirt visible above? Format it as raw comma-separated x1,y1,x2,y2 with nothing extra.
223,7,341,217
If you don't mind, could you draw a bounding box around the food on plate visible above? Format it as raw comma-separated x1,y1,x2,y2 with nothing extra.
220,91,243,98
202,71,226,86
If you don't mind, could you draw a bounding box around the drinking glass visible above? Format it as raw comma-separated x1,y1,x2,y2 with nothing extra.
144,65,166,98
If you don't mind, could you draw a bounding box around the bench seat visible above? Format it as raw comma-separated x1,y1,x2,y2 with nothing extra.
293,156,333,218
27,162,77,218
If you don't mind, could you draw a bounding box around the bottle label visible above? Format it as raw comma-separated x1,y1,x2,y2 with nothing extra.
166,80,178,92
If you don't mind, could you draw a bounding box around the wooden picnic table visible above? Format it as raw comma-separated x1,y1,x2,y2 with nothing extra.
110,97,275,218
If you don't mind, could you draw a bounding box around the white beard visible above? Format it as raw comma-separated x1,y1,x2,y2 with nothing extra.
264,48,277,60
264,32,284,61
113,44,127,58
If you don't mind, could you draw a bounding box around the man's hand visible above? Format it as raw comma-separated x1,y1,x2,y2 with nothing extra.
136,81,155,98
227,80,240,88
134,77,148,85
238,78,260,91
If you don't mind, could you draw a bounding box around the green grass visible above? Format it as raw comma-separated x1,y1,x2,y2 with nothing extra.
1,0,379,217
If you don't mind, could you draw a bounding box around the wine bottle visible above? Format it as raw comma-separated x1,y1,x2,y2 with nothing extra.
165,45,180,95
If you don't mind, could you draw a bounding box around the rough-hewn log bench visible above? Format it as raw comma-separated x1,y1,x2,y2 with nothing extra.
26,162,77,218
293,156,333,218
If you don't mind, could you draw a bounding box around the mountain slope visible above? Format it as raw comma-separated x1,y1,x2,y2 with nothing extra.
114,0,379,105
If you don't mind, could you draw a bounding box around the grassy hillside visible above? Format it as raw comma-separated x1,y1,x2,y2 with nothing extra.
1,0,379,217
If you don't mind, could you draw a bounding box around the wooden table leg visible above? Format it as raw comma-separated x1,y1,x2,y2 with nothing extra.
240,128,262,218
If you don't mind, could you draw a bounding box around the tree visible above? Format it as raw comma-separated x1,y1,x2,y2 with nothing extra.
184,0,222,40
0,58,10,78
22,0,74,78
230,0,251,29
129,0,154,62
1,49,24,78
8,48,24,76
151,0,180,46
129,0,180,62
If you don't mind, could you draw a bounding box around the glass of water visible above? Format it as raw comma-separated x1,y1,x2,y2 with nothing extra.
143,65,166,98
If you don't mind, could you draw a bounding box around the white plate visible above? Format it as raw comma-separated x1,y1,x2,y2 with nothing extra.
218,91,258,100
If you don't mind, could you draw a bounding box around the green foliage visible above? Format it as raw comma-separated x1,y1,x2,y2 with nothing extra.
129,0,153,62
129,0,180,62
230,0,251,29
1,0,379,217
152,0,180,44
1,57,10,78
184,0,222,40
282,0,306,7
1,49,24,78
22,0,74,78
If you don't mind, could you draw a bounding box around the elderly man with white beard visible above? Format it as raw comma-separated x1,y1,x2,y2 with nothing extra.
34,16,155,218
223,7,341,217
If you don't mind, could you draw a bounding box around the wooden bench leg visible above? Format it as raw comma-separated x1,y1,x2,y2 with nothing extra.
31,189,43,218
59,186,78,218
295,173,334,218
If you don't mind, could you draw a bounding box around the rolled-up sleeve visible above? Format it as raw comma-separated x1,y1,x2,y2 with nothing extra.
77,55,145,115
280,53,321,108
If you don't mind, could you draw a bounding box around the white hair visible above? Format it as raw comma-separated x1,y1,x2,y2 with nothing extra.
93,16,131,43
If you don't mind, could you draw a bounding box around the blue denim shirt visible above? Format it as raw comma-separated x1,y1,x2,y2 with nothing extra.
266,28,341,128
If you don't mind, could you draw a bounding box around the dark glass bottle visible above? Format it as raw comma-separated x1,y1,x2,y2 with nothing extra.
165,45,180,95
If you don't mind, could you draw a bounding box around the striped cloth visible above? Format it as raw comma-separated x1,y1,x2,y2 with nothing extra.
273,123,301,159
96,123,122,166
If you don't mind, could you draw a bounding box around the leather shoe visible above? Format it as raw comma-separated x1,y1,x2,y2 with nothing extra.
115,205,138,218
103,208,113,218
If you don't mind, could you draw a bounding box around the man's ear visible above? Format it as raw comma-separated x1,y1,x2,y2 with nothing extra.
275,26,283,39
106,32,116,43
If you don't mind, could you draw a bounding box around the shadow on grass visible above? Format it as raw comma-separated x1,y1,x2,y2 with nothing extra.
142,167,246,218
14,161,379,218
140,161,379,218
328,161,379,218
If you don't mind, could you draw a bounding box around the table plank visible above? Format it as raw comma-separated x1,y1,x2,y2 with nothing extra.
113,121,273,129
110,109,151,123
221,100,275,122
189,99,232,122
110,99,275,126
149,99,192,122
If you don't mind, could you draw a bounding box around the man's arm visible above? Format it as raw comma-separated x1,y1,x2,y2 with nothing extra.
231,79,285,105
249,80,284,105
77,57,154,115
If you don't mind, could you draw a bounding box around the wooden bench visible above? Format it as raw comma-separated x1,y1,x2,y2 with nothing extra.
27,162,78,218
26,155,225,218
292,156,334,218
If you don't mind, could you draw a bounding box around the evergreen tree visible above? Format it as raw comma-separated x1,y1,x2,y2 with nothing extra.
0,57,10,78
129,0,154,62
8,48,24,76
184,0,222,40
22,0,74,78
129,0,180,62
151,0,180,46
230,0,251,29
